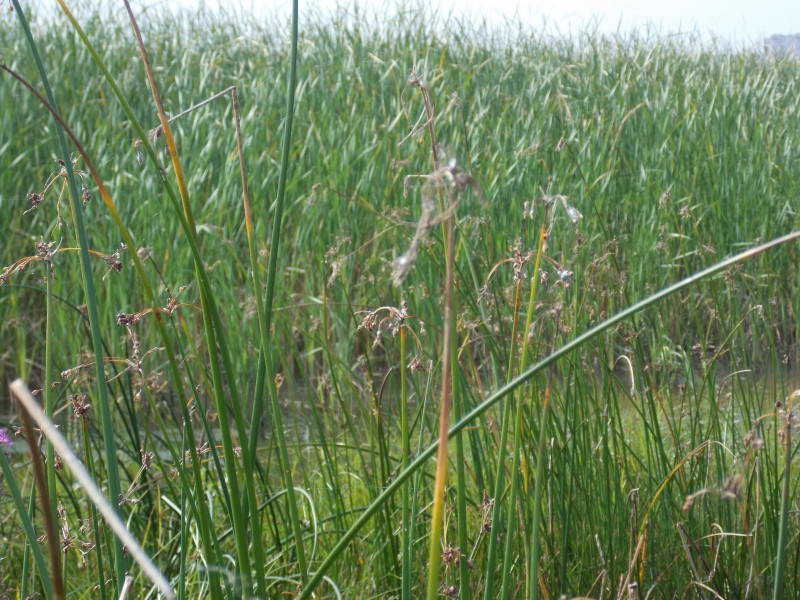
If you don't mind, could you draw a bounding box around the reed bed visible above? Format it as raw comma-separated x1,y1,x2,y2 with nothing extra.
1,3,800,599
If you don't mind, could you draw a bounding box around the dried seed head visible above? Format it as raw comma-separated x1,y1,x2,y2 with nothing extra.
443,585,459,598
407,70,425,89
480,490,495,532
70,394,91,418
565,204,582,224
744,427,764,450
36,240,55,261
102,243,127,275
557,268,574,286
141,451,154,470
407,356,427,373
358,311,379,332
393,157,480,286
25,192,43,214
721,474,743,500
556,195,582,225
441,545,462,566
116,312,141,327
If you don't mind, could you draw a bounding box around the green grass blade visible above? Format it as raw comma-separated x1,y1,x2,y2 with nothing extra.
0,450,53,600
772,391,795,600
258,0,310,586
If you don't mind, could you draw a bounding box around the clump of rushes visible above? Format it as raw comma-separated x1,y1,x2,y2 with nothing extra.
357,302,424,599
0,57,217,597
8,5,800,599
301,226,800,598
120,1,268,594
478,192,579,600
4,4,240,595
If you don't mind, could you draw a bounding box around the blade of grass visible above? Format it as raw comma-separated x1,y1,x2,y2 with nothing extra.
0,449,53,600
528,386,551,600
248,0,310,586
772,390,795,600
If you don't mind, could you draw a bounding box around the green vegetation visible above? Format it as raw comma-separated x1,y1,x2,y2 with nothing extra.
1,3,800,598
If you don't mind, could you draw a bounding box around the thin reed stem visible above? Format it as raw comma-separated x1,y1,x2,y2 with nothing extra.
528,386,551,600
400,325,412,600
257,0,310,586
43,266,57,525
425,190,456,600
17,400,64,600
772,391,795,600
453,304,472,600
482,279,523,599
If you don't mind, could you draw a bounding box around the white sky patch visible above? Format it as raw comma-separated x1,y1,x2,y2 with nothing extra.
152,0,799,44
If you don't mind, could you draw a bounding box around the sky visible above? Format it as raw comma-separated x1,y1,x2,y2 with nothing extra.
157,0,800,45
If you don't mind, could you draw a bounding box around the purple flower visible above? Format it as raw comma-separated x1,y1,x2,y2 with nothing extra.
0,428,12,448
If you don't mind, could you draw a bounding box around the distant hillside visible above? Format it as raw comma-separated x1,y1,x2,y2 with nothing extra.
766,33,800,55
